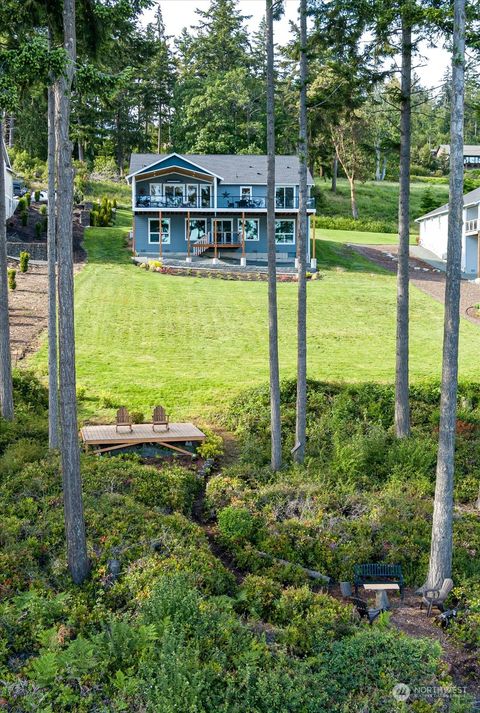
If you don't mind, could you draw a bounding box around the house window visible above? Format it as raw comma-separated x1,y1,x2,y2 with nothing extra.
237,218,259,241
276,186,295,209
186,218,207,241
164,185,184,206
149,183,162,196
149,217,170,244
186,184,198,207
275,219,295,245
200,185,211,207
240,186,252,200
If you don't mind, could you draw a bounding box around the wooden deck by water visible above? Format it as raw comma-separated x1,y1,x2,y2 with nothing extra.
80,422,206,456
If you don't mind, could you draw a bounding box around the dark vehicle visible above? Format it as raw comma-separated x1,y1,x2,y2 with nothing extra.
12,179,27,197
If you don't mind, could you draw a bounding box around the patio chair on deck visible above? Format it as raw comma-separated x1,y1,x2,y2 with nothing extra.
152,405,169,431
116,407,132,432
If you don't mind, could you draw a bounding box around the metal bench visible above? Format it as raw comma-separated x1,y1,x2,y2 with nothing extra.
354,563,404,600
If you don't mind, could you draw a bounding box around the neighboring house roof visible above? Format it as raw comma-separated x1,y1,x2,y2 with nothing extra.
128,152,315,185
416,185,480,222
437,144,480,158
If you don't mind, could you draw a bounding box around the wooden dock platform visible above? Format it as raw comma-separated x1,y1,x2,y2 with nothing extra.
80,422,206,456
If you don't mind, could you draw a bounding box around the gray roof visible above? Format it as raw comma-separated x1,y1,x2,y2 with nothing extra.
437,144,480,157
128,153,314,185
416,185,480,221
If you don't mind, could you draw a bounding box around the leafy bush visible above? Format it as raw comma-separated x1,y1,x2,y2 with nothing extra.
7,268,16,290
315,215,398,234
217,506,262,546
40,205,47,215
34,190,40,202
21,210,28,226
91,155,118,181
90,196,115,227
35,221,41,238
197,429,224,459
19,251,30,272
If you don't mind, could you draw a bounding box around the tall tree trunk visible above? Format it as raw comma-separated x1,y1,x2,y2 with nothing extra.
0,118,14,421
7,116,14,148
395,22,412,439
426,0,465,590
157,105,162,153
48,80,59,449
295,0,308,464
348,176,358,219
56,0,89,584
266,0,282,471
331,154,337,193
77,138,84,163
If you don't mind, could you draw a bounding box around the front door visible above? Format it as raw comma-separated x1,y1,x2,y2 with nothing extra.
215,219,233,244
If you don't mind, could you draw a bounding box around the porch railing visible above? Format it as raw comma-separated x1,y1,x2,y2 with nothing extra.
465,218,479,233
136,195,315,210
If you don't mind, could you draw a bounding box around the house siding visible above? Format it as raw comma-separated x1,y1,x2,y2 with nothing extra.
134,212,304,260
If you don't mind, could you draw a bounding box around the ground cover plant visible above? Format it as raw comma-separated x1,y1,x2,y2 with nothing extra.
29,212,480,423
0,372,476,711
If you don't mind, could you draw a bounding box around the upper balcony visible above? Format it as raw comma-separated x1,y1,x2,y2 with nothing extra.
135,193,315,211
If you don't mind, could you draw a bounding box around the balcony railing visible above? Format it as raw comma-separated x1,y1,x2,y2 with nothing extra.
136,195,213,209
465,218,478,233
135,195,315,210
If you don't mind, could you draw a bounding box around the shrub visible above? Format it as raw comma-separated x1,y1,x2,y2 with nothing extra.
34,190,40,202
17,197,27,212
130,410,144,424
40,205,47,215
25,192,31,206
197,429,224,460
237,574,282,620
35,221,42,238
7,268,16,290
19,250,30,272
217,506,261,546
315,215,398,234
21,210,28,226
419,186,443,214
91,155,118,181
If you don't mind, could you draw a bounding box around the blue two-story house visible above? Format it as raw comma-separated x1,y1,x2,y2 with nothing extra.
126,153,316,265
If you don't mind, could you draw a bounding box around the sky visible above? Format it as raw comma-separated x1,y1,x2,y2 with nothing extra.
142,0,451,89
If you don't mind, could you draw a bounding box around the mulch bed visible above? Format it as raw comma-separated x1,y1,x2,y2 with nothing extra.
138,264,318,283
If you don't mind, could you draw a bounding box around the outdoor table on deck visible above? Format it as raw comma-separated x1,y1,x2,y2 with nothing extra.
363,583,400,610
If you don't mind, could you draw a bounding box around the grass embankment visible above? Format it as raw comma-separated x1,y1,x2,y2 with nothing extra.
30,208,480,422
316,178,449,231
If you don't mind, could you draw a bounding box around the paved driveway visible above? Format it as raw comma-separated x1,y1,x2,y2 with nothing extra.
351,244,480,327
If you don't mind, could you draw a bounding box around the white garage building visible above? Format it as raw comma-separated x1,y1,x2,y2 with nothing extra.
2,139,15,219
416,186,480,279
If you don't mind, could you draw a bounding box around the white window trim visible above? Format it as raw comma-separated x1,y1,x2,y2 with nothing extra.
275,218,296,245
148,216,171,244
214,218,233,241
237,217,259,241
185,218,207,241
240,185,252,197
200,184,212,207
186,184,198,205
275,185,296,207
149,183,163,196
164,184,185,200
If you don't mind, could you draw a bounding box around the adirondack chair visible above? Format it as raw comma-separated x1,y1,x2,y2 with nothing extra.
152,405,169,431
349,596,384,625
420,578,454,616
116,407,132,432
340,582,353,598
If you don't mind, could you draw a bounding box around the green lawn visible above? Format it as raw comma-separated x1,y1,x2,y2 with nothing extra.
317,178,449,229
316,228,405,245
30,208,480,423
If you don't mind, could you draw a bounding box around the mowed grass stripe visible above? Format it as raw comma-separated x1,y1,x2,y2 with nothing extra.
30,210,480,422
